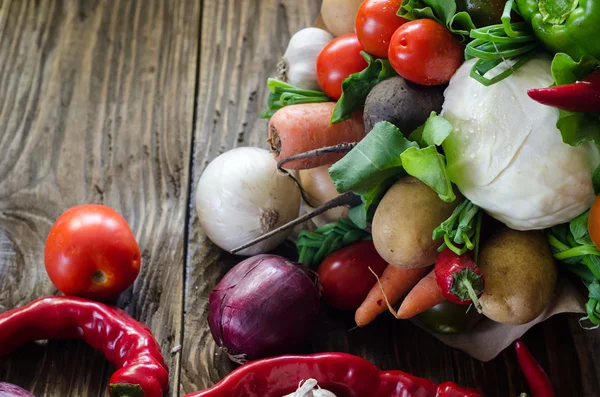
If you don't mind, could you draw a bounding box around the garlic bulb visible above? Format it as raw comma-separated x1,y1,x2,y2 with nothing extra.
282,379,337,397
278,28,334,90
195,147,300,256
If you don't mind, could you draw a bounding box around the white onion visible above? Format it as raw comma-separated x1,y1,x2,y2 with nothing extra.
195,147,300,255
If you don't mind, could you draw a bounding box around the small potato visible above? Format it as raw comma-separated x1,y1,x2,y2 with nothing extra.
320,0,363,37
372,176,461,268
479,229,557,325
298,165,348,226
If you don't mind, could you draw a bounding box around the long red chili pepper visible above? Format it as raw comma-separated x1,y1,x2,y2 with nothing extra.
184,352,482,397
528,69,600,113
0,297,168,397
514,338,555,397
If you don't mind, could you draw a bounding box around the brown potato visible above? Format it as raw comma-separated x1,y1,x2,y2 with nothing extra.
298,165,348,226
479,229,558,325
372,176,461,268
320,0,363,37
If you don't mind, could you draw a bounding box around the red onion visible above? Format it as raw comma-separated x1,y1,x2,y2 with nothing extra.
0,383,35,397
208,254,320,364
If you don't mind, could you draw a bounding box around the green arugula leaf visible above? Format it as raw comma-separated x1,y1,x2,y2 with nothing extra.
329,121,417,195
331,52,396,124
549,53,600,147
421,111,453,147
398,0,476,40
400,146,456,202
570,212,593,246
348,204,368,229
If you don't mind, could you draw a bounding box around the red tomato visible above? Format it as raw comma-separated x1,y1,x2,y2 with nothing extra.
589,195,600,249
316,33,368,100
355,0,408,58
44,204,141,301
317,240,388,311
388,19,464,86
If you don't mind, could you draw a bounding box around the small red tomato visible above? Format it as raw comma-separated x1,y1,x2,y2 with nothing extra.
388,19,464,85
316,33,368,100
317,240,387,311
44,204,141,301
355,0,408,58
589,195,600,249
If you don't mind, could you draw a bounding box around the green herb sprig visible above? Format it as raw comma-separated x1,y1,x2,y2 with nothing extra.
433,199,483,260
464,0,538,86
547,212,600,327
296,218,371,269
260,78,331,118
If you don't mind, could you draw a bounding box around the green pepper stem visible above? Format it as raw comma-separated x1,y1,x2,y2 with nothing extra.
460,278,483,314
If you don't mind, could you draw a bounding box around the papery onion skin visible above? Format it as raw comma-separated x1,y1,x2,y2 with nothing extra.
208,255,321,363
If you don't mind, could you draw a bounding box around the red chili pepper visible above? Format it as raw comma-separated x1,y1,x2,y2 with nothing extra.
434,248,484,313
514,338,555,397
527,69,600,113
184,352,482,397
0,297,169,397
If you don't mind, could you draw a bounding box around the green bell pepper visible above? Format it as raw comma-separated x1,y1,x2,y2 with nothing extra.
515,0,600,60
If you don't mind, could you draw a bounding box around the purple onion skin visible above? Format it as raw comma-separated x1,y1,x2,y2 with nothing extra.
0,383,35,397
208,254,320,363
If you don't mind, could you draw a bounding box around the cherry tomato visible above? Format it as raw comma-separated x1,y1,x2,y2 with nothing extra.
388,19,464,86
44,204,141,301
589,195,600,249
316,33,368,100
317,240,387,311
355,0,408,58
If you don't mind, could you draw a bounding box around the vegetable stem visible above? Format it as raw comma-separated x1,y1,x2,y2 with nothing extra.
230,192,362,254
277,143,357,171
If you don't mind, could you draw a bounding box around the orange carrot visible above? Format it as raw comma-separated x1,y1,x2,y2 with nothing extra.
268,102,365,170
355,265,429,327
396,269,446,319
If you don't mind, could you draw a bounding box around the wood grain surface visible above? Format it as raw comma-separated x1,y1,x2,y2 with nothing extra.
0,1,598,396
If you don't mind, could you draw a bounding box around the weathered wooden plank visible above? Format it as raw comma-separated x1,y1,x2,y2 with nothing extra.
181,0,322,393
0,1,200,396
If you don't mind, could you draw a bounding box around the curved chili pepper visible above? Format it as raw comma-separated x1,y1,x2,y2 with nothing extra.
514,338,555,397
0,297,169,397
527,69,600,113
184,352,481,397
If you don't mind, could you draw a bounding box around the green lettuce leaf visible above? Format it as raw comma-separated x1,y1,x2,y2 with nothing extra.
331,52,396,124
421,111,453,147
401,146,456,202
398,0,476,40
550,53,600,146
329,121,417,194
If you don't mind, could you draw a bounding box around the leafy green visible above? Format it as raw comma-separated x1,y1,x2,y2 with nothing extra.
398,0,476,40
401,146,455,202
549,53,600,146
296,218,371,269
260,78,331,118
547,215,600,326
329,121,417,195
421,111,453,146
347,176,399,229
331,52,396,124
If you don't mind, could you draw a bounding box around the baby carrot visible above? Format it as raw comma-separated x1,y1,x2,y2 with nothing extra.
396,269,446,319
355,265,429,327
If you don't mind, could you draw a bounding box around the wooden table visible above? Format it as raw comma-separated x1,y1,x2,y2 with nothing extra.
0,1,598,396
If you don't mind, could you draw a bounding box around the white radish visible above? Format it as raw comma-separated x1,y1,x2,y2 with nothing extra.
278,28,334,90
195,147,300,256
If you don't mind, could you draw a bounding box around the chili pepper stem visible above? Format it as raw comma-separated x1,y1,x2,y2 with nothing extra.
458,277,483,314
